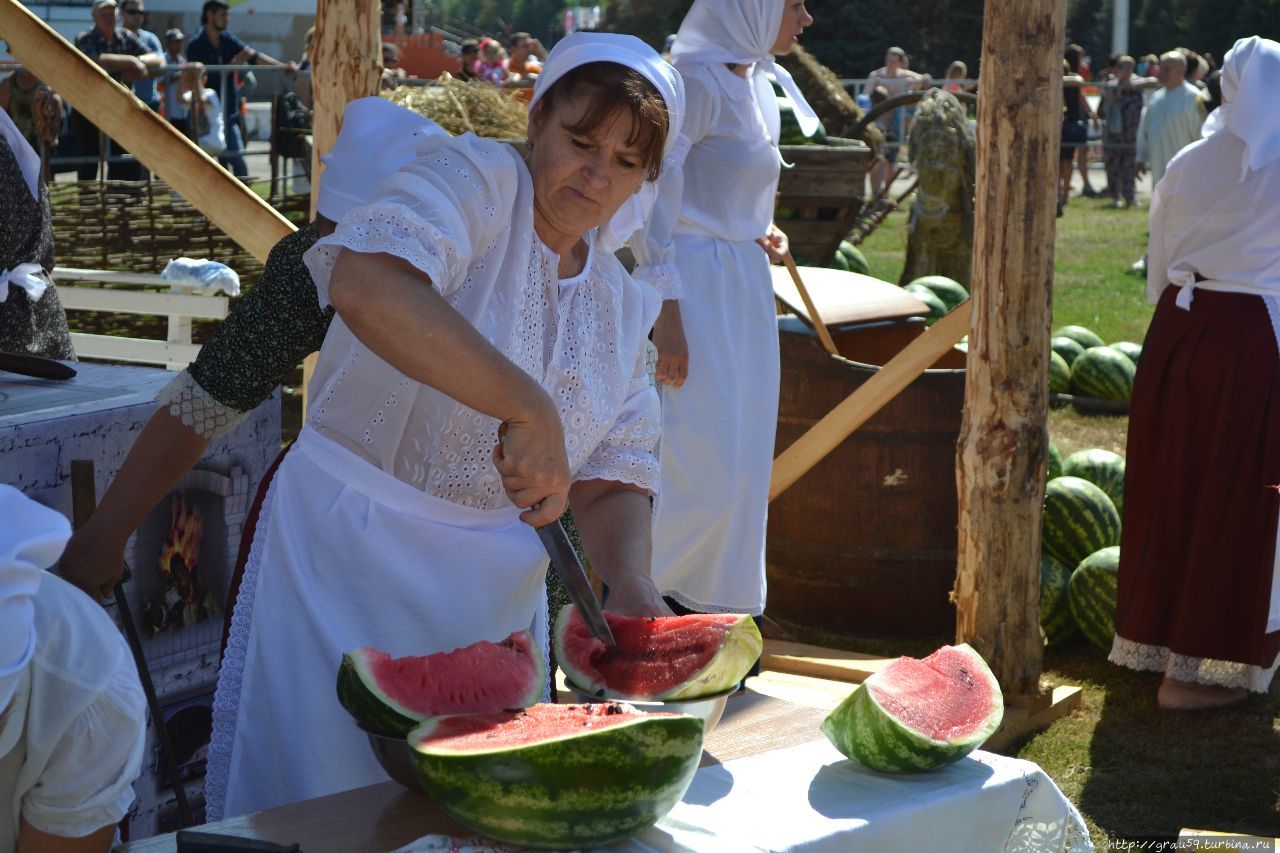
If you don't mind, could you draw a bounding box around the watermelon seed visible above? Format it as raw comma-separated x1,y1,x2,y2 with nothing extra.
958,666,974,688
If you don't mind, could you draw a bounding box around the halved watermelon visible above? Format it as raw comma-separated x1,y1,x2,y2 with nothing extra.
554,605,763,701
337,630,544,737
410,702,704,848
821,644,1004,773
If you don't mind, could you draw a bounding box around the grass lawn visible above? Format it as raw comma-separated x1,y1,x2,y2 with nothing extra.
842,196,1280,844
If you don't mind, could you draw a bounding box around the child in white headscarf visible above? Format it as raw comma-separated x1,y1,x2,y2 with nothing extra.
634,0,816,622
0,485,145,851
1112,36,1280,710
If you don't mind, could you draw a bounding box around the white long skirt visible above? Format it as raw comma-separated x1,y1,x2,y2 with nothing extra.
650,233,780,615
204,428,548,821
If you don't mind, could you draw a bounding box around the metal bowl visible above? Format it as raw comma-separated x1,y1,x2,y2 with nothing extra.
363,728,422,792
564,681,735,736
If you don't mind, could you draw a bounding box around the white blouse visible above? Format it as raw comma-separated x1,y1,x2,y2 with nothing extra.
1147,128,1280,304
303,134,662,510
632,62,782,300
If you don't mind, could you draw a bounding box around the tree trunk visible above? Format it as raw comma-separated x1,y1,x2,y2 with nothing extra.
0,0,293,262
308,0,383,217
954,0,1065,697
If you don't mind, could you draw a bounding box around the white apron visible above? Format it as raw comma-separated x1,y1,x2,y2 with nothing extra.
205,428,549,821
649,232,779,615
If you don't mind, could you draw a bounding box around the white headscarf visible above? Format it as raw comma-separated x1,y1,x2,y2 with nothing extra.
317,97,443,222
1202,36,1280,181
0,107,40,201
670,0,821,142
528,32,687,252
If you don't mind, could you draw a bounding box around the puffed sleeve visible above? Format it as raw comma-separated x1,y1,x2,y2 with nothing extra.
575,342,662,495
630,68,721,302
305,135,519,308
21,651,146,838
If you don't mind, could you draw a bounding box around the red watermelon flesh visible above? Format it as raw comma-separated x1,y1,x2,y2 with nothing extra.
412,702,668,752
371,631,542,714
554,605,763,701
869,645,999,741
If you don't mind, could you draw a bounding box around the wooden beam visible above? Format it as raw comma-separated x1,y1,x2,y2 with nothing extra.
301,0,382,420
769,300,970,501
953,0,1064,697
0,0,294,263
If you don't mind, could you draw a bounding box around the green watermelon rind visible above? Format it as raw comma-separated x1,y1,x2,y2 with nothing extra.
1070,346,1137,402
1110,340,1143,365
820,644,1004,773
907,276,969,311
1042,476,1121,568
1048,442,1063,480
1050,335,1086,367
1040,554,1076,645
904,284,947,321
1054,325,1105,350
1068,546,1120,653
838,241,870,275
553,605,763,702
1062,449,1126,516
1049,351,1072,394
336,632,545,738
409,710,704,848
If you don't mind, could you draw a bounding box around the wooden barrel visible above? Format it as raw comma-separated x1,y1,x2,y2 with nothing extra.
767,318,965,640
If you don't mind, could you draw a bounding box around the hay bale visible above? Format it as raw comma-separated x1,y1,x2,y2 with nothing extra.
384,74,528,139
777,46,882,153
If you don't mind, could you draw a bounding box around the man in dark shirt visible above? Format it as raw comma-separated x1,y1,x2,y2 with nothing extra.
72,0,162,180
184,0,295,179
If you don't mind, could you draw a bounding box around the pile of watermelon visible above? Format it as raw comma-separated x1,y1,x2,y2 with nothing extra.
1050,325,1142,409
827,240,870,275
901,274,970,325
1040,445,1126,652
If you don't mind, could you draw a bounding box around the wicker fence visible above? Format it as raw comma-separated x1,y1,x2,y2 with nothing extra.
48,179,310,280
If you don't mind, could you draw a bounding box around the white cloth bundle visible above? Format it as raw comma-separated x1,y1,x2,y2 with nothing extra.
162,257,242,296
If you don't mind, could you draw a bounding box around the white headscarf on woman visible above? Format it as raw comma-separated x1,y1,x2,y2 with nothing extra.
1201,36,1280,181
529,32,686,252
670,0,820,142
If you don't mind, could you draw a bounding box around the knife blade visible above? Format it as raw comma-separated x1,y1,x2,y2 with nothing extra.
0,351,78,381
537,519,616,647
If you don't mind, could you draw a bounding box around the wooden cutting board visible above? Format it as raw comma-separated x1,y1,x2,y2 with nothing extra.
772,265,930,327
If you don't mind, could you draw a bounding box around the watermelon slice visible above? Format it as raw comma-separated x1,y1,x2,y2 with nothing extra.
554,604,763,701
410,702,704,848
337,630,544,737
821,644,1004,773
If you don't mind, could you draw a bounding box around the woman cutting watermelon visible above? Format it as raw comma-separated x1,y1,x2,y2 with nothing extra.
202,34,685,820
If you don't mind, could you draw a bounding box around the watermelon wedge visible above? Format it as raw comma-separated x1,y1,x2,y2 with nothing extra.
337,630,544,737
410,702,704,848
821,644,1004,773
554,605,762,701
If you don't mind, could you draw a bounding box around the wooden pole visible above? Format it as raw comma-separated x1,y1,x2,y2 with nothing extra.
782,252,840,357
0,0,293,262
953,0,1064,697
300,0,383,415
769,301,970,501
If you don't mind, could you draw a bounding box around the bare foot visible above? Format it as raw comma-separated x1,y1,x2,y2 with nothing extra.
1157,677,1249,710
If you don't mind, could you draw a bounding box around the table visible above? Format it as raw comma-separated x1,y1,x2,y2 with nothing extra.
118,673,1091,852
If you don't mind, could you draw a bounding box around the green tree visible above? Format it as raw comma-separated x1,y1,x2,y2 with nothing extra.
513,0,564,41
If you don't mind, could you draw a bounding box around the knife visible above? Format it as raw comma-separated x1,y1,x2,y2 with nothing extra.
537,518,616,647
0,351,78,381
497,422,616,646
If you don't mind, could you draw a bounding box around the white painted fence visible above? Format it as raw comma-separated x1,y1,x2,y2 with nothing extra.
54,267,230,370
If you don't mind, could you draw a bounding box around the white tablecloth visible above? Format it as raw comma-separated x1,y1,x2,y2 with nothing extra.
393,739,1093,853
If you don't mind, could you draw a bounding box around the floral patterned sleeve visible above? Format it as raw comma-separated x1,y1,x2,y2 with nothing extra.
156,223,334,439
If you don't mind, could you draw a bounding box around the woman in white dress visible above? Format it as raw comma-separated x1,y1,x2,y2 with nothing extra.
203,33,685,820
635,0,817,618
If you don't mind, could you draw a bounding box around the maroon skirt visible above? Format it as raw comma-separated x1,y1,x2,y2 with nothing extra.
1115,286,1280,670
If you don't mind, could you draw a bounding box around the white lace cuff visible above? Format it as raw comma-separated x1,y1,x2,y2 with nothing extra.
1110,634,1280,693
155,370,252,440
632,263,683,301
576,448,660,496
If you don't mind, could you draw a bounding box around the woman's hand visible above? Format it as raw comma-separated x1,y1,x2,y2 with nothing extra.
58,523,128,601
757,223,788,264
653,300,689,387
604,573,674,617
494,405,572,528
